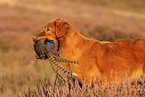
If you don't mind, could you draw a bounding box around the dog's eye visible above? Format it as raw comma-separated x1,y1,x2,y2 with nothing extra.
46,28,50,31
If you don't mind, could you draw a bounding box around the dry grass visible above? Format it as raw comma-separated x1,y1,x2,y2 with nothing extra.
22,74,145,97
0,0,145,96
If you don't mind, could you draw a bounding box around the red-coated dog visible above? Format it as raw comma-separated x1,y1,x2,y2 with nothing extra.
33,18,145,84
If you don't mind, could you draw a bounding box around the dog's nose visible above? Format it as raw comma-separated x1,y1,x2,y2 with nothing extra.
32,36,36,39
32,36,36,42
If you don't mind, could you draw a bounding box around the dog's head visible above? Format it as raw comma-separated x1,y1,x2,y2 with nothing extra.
32,18,71,59
33,18,70,50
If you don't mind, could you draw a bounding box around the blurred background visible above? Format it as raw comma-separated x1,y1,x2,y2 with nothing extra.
0,0,145,96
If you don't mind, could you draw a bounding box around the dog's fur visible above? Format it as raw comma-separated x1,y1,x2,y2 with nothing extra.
33,18,145,84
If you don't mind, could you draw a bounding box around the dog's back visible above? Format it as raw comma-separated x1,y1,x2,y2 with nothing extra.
95,38,145,82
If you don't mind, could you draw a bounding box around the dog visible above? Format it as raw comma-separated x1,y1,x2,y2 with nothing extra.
33,18,145,84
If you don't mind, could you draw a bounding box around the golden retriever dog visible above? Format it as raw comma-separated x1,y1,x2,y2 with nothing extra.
33,18,145,84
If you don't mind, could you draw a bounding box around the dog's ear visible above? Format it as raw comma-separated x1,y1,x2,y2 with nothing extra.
54,19,70,38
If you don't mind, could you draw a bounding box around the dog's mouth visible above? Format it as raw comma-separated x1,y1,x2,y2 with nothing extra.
33,38,55,59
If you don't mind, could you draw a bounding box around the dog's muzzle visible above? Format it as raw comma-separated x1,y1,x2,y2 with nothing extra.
33,38,54,59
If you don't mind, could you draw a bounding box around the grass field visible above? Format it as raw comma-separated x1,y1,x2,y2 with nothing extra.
0,0,145,96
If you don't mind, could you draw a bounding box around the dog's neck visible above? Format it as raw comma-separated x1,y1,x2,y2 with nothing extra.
57,26,101,77
58,26,98,56
59,28,82,50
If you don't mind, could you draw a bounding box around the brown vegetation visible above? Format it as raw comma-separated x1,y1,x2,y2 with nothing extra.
0,0,145,96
